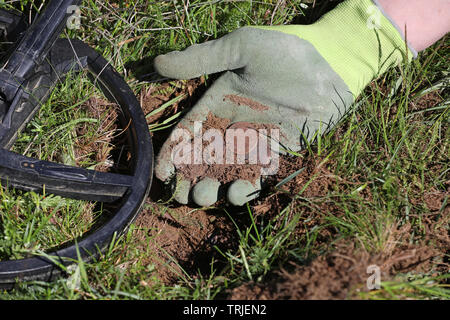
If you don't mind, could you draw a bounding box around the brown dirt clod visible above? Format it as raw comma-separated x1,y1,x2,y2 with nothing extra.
224,94,270,112
174,113,276,185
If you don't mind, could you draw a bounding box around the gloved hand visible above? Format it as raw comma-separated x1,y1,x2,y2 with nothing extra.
153,0,414,207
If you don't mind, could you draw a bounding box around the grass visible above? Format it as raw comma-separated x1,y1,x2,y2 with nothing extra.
0,0,449,300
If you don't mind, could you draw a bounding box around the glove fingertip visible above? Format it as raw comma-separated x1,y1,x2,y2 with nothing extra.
227,179,261,206
153,53,176,78
174,178,191,205
192,178,220,207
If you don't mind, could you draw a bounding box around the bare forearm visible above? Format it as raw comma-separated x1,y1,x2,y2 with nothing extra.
377,0,450,52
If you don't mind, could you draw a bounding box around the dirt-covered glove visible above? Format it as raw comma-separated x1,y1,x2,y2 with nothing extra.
153,0,415,207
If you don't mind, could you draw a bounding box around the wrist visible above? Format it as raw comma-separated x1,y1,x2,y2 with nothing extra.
372,0,418,56
376,0,450,52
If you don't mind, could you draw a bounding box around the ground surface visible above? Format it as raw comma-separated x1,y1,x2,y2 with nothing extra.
0,0,448,300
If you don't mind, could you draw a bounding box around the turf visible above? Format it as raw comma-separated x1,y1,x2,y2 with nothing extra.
0,0,448,300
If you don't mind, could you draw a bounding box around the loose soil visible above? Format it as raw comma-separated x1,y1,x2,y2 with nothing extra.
229,241,446,300
133,202,237,284
174,112,274,185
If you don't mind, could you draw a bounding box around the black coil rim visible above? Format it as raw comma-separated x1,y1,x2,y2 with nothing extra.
0,38,153,289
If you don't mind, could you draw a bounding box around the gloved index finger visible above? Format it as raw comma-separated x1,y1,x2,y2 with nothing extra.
153,29,247,80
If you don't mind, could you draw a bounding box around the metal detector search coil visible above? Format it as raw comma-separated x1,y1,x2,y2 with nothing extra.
0,0,153,288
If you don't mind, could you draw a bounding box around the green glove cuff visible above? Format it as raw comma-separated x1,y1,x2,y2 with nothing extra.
256,0,414,97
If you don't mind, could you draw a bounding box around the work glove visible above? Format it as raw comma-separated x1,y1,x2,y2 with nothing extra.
153,0,415,207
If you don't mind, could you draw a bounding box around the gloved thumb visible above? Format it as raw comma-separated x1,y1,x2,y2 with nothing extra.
154,28,248,79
